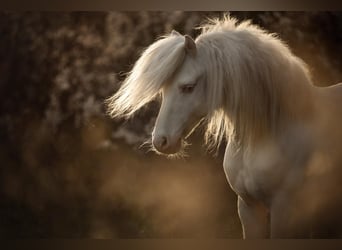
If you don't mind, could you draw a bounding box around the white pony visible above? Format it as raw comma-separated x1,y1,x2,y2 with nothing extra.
107,15,342,238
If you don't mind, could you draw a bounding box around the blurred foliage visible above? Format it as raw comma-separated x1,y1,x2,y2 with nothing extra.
0,12,341,238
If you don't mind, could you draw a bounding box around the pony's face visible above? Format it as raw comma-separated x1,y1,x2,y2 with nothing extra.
152,37,207,155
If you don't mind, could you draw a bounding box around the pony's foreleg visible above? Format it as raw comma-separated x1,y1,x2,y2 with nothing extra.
270,193,311,238
237,196,270,238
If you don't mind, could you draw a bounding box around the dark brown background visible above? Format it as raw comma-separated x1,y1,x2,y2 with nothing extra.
0,12,341,238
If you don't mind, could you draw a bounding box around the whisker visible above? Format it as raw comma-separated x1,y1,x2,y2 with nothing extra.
139,138,155,154
139,139,152,149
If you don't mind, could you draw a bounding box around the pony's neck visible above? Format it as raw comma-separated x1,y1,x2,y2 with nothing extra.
280,60,316,122
228,66,315,149
200,31,316,148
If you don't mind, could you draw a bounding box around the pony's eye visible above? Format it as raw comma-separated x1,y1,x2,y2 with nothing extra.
179,84,196,94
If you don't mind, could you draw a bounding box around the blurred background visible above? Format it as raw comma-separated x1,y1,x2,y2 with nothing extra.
0,11,341,238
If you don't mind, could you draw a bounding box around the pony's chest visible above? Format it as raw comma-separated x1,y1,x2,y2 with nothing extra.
223,145,289,204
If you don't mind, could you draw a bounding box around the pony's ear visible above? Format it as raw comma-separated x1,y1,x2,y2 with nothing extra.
171,30,181,36
184,35,196,56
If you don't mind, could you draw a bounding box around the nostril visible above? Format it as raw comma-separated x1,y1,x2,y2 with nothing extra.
160,136,168,148
153,135,170,152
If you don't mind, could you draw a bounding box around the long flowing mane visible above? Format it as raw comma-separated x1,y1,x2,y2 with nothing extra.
197,15,313,150
107,14,313,150
106,34,186,118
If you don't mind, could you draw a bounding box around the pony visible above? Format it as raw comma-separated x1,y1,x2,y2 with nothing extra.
107,15,342,238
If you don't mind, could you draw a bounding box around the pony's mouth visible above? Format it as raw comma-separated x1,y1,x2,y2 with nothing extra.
153,138,189,158
153,136,182,155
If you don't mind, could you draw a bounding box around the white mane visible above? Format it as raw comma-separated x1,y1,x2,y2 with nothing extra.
107,14,313,150
198,15,313,149
107,34,186,118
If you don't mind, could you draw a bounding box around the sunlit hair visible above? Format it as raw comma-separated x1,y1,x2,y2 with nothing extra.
196,15,312,150
107,14,313,150
106,34,186,118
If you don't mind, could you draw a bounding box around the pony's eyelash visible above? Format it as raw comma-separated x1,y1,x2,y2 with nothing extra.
179,83,196,93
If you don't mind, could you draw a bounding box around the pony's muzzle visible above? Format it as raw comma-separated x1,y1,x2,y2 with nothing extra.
152,134,180,154
152,135,168,152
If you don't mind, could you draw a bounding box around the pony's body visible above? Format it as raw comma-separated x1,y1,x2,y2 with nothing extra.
108,15,342,238
224,83,342,237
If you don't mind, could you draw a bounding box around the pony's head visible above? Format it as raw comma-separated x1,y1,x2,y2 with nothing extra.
152,33,208,154
107,30,210,155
